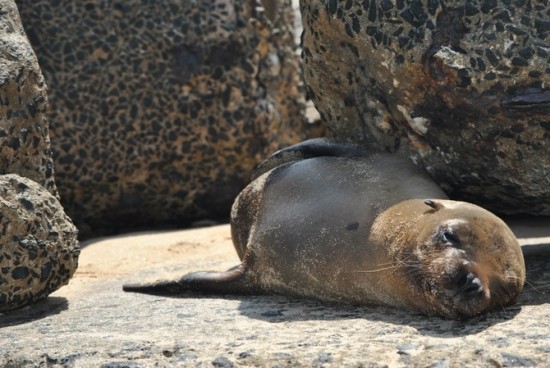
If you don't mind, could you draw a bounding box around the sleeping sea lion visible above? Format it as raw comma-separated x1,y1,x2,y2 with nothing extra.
124,139,525,320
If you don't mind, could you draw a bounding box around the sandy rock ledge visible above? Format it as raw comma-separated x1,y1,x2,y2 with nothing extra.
0,221,549,367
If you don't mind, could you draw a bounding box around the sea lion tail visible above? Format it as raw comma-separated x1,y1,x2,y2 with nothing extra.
252,138,368,179
122,266,257,296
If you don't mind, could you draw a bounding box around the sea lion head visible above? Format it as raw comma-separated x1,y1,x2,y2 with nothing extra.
383,199,525,320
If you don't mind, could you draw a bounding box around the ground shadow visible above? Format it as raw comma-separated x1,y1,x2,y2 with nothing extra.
147,288,520,337
520,244,550,306
506,215,550,241
235,295,523,338
0,297,68,328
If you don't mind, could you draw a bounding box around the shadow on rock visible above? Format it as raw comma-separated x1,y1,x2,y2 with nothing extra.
234,294,522,337
125,289,522,336
507,216,550,241
0,297,68,328
520,244,550,306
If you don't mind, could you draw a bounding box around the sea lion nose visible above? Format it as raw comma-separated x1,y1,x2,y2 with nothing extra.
453,271,483,297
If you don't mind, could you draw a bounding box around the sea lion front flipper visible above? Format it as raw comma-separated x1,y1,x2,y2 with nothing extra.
122,264,258,296
252,138,368,179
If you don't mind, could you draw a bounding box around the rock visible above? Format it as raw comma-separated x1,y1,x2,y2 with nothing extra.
212,356,234,368
0,0,78,311
300,0,550,215
0,174,79,312
0,0,57,195
1,221,549,366
16,0,308,237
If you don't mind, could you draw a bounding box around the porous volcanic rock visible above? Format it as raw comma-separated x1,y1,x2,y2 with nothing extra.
300,0,550,215
0,174,79,312
0,0,57,195
17,0,307,236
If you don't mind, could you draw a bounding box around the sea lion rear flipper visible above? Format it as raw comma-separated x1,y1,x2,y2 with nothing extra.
252,138,368,179
122,265,258,296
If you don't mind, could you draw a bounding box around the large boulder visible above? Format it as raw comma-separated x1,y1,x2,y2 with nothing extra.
0,174,79,312
0,0,78,311
0,0,56,195
17,0,308,237
300,0,550,215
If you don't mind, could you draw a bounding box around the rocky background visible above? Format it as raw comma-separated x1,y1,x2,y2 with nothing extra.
11,0,549,229
300,0,550,216
16,0,310,238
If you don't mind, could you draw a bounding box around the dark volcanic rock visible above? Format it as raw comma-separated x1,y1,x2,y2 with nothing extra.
300,0,550,215
16,0,308,237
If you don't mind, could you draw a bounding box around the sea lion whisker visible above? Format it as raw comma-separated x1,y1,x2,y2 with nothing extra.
522,279,543,293
355,259,424,275
355,265,402,273
489,289,509,312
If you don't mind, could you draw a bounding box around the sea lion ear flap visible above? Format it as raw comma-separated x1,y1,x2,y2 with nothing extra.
424,199,444,211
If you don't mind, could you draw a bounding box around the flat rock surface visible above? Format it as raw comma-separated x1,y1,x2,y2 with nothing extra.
1,218,549,367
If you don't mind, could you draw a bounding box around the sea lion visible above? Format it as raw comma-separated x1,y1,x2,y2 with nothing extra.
124,139,526,320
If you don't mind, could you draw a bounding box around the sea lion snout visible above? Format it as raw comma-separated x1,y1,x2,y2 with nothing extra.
449,271,484,297
436,254,486,296
439,264,491,317
406,250,494,318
